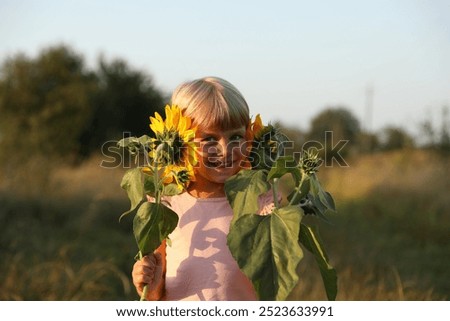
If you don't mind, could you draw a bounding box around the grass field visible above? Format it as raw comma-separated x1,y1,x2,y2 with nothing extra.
0,150,448,300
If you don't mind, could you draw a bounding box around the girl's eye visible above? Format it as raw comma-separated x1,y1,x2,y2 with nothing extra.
202,137,217,143
230,134,244,142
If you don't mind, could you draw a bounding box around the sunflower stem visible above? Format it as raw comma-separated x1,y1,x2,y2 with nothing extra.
139,251,148,301
140,144,165,301
153,144,166,204
272,178,280,209
288,172,306,206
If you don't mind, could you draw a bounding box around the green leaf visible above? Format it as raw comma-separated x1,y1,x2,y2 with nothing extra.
299,223,337,300
142,172,156,196
224,169,271,224
133,202,179,255
227,206,304,300
322,191,336,212
118,135,151,154
267,155,299,181
309,174,336,212
162,183,183,196
120,168,146,220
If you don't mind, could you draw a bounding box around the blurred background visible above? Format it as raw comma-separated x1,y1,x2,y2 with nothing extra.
0,0,448,300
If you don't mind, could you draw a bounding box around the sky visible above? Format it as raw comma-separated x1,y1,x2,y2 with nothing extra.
1,0,449,136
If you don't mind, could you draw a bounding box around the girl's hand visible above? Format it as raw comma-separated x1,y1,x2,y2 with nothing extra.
132,252,164,300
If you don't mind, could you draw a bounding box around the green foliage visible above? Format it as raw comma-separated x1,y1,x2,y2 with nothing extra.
225,147,337,300
0,45,96,160
227,206,304,300
118,134,181,256
120,165,180,258
419,106,450,153
267,155,299,181
306,107,361,161
133,202,178,255
224,169,271,224
249,125,289,170
120,167,146,220
79,58,165,156
0,44,166,164
379,126,414,150
299,224,337,300
308,107,361,143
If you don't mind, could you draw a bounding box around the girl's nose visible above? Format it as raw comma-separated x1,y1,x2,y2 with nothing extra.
215,139,228,157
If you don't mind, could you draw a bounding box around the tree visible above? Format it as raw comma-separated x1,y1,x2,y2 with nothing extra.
78,58,166,156
379,126,414,150
0,45,96,161
0,45,167,163
419,106,450,153
306,107,361,163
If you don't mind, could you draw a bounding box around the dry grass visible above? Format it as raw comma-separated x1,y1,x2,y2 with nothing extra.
287,149,449,300
1,251,131,300
1,150,448,300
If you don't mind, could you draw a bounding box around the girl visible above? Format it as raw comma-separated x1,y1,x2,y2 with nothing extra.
131,77,275,301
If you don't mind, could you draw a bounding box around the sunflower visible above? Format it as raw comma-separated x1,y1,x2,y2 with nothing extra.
163,163,195,192
247,114,287,170
142,162,195,193
149,105,197,168
249,114,264,140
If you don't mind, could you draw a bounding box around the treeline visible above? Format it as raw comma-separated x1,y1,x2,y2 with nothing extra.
281,105,450,163
0,44,166,164
0,44,449,167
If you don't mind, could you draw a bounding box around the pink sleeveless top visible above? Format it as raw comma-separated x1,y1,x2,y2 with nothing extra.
163,192,274,301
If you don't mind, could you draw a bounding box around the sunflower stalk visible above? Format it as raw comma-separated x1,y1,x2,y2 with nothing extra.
272,178,280,209
119,105,197,301
288,173,307,207
139,142,166,301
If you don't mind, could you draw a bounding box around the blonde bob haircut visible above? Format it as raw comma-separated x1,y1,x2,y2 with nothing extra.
171,77,250,130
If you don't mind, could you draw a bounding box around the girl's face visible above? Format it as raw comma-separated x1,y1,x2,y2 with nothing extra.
193,125,248,185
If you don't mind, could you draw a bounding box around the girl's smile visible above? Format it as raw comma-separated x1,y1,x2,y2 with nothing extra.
189,125,249,197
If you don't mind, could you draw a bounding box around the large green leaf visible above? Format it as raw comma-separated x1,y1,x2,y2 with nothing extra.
133,202,179,255
227,206,303,300
120,167,146,220
299,223,337,300
267,155,299,181
143,172,156,196
224,169,271,224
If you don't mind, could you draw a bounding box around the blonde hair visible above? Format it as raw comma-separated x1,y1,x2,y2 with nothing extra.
171,77,250,130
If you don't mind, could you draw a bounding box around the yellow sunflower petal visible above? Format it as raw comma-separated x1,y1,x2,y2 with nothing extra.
178,113,187,134
186,142,198,166
148,104,197,175
252,114,264,135
182,128,196,141
162,167,175,184
164,105,173,130
171,105,181,129
142,166,153,174
149,112,165,134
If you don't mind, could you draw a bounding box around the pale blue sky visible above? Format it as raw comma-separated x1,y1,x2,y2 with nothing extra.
1,0,449,136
